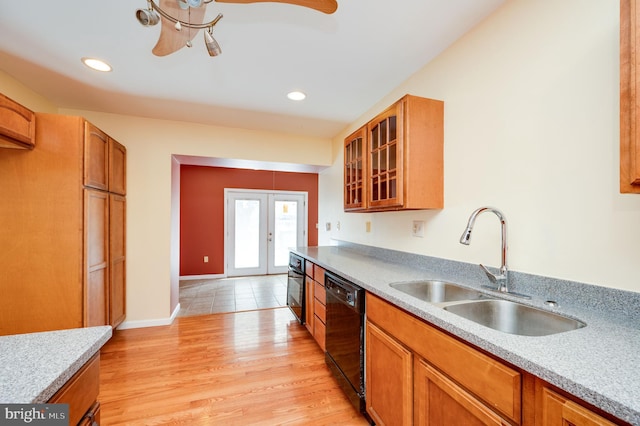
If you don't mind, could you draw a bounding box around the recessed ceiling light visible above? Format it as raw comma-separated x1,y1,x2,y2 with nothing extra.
81,57,112,72
287,91,306,101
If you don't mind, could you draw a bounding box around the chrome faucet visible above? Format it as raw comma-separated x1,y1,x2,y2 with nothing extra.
460,207,529,298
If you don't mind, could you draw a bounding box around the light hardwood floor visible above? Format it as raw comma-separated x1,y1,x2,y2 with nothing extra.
99,308,370,425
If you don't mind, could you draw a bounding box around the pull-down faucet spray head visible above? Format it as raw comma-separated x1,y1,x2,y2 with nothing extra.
460,207,509,290
459,227,473,245
459,207,531,299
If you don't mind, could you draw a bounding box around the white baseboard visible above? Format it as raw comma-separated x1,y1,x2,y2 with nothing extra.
116,303,181,330
179,274,225,281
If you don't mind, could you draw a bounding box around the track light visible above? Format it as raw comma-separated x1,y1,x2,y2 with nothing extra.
135,4,160,26
136,1,223,57
204,27,221,56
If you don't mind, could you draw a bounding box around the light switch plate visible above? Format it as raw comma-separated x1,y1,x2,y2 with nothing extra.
412,220,425,237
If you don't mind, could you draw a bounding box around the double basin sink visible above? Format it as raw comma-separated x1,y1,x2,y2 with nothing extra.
389,280,585,336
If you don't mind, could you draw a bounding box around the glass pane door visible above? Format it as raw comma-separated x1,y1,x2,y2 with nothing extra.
226,190,307,276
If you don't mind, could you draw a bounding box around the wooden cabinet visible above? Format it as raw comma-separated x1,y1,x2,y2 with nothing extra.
303,260,326,351
344,126,367,211
414,359,507,425
536,381,622,426
365,292,629,426
0,93,36,149
365,321,413,426
365,293,520,425
0,113,126,335
49,354,100,426
109,194,126,328
620,0,640,193
344,94,443,211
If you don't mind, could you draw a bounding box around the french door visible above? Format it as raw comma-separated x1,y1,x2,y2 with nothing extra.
226,189,307,276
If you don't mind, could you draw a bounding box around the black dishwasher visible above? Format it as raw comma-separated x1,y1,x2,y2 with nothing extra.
324,271,367,416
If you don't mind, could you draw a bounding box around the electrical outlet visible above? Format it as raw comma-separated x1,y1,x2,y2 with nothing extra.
412,220,425,238
326,222,331,231
337,221,341,230
203,255,209,263
366,221,371,233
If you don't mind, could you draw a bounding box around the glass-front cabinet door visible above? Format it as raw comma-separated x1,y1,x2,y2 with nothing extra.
368,102,403,209
344,126,367,211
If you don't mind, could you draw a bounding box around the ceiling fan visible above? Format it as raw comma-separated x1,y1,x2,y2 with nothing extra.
135,0,338,57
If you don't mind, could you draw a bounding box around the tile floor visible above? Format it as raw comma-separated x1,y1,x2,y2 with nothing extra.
178,274,288,317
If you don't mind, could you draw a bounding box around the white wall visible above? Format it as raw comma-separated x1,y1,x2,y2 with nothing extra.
0,70,333,325
60,111,332,324
319,0,640,293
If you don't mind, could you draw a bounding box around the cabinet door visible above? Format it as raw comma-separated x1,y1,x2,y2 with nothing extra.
365,321,413,426
304,276,314,334
84,122,109,191
109,193,126,328
538,386,617,426
344,126,367,211
85,189,109,327
367,102,403,209
414,358,507,426
620,0,640,193
49,354,100,426
0,93,35,149
109,138,126,195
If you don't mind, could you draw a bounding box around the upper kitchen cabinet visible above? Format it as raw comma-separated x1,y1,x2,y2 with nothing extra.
344,94,444,212
84,122,109,191
0,113,127,335
0,93,36,149
344,126,367,211
109,138,127,195
620,0,640,193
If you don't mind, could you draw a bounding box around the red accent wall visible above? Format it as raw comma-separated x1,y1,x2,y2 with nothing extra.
180,165,319,276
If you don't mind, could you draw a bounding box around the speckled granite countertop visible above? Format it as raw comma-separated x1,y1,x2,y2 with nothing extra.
0,326,112,403
293,244,640,425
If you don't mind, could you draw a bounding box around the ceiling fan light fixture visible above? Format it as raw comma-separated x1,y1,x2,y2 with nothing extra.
177,0,189,9
187,0,203,7
135,7,160,26
204,27,222,56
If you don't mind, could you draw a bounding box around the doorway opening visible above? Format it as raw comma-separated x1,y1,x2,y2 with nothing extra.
225,189,307,277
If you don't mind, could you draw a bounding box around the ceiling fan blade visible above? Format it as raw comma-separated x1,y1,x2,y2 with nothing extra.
152,0,207,56
215,0,337,14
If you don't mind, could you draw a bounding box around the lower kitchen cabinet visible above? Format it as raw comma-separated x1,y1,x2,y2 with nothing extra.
304,260,326,351
49,354,100,426
366,292,521,425
365,292,630,426
414,359,506,425
536,380,620,426
365,321,413,425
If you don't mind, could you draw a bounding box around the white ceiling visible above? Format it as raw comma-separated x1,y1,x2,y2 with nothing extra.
0,0,505,139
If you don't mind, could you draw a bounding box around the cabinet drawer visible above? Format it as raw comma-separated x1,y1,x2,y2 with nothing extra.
49,354,100,426
367,293,521,424
314,298,326,323
314,314,326,351
314,282,326,304
305,260,313,278
313,265,325,284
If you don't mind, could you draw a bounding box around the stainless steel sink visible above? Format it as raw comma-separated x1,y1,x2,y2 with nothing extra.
390,280,488,304
443,299,586,336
